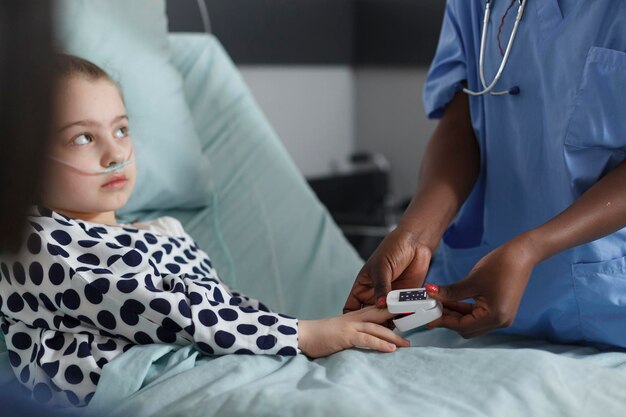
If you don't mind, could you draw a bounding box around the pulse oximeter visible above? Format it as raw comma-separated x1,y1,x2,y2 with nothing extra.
386,288,443,332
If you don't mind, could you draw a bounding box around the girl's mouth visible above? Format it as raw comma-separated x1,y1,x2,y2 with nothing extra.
102,174,128,189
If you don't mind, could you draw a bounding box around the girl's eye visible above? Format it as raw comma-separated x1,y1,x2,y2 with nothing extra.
73,134,92,146
114,126,129,139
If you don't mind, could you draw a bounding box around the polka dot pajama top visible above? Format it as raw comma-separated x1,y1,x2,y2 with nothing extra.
0,206,300,407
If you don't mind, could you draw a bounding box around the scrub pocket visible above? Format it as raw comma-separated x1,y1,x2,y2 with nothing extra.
564,47,626,195
572,256,626,348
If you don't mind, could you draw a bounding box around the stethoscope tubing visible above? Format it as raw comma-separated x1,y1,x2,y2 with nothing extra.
463,0,527,97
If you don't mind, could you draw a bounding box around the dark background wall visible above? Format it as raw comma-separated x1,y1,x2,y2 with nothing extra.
165,0,446,66
165,0,445,210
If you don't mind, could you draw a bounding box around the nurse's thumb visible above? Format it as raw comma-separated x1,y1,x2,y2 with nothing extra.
425,280,475,302
373,276,392,308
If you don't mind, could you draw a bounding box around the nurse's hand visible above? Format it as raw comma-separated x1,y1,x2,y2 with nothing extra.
343,226,435,313
425,236,540,338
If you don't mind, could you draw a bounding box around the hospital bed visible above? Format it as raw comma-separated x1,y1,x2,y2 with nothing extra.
1,1,626,415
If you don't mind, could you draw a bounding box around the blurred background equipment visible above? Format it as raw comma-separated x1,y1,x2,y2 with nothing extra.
166,0,445,257
308,152,405,259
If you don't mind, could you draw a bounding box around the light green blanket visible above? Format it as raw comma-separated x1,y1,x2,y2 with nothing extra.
71,329,626,417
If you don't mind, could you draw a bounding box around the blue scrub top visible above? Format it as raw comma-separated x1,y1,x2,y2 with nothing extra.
423,0,626,348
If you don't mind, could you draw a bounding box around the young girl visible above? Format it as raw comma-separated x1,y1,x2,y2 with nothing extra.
0,55,409,407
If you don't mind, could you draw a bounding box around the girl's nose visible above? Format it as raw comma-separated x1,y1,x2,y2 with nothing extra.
101,137,129,168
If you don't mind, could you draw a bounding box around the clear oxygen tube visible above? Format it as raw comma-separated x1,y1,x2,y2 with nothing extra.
48,148,134,175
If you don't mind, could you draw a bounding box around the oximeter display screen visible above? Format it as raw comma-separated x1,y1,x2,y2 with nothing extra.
399,290,427,302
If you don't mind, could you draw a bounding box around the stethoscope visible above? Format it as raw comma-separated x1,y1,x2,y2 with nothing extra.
463,0,527,97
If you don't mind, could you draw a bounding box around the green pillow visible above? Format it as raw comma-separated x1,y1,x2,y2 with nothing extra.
164,34,364,319
53,0,211,214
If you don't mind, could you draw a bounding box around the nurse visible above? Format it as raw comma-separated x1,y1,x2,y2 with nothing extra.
344,0,626,348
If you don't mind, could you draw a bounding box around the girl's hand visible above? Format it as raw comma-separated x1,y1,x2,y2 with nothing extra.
298,306,411,358
425,236,540,338
343,227,435,313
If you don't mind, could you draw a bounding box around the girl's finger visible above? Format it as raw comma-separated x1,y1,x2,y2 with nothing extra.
352,332,397,353
356,322,410,347
353,305,396,323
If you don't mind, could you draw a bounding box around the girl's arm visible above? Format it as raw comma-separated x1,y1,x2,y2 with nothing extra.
220,276,410,356
298,307,410,358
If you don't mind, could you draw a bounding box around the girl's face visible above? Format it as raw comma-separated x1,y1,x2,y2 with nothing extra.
43,76,136,223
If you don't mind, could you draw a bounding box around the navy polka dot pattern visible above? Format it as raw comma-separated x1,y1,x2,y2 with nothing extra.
0,207,299,408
